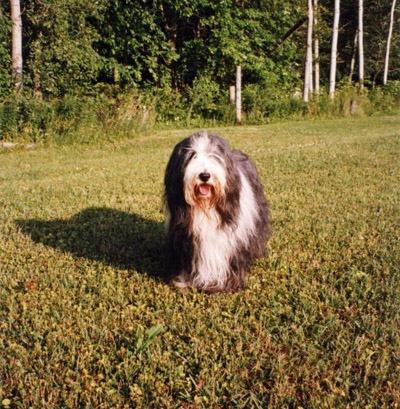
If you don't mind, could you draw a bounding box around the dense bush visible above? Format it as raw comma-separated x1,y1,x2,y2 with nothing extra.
1,80,399,144
0,7,11,100
242,81,305,123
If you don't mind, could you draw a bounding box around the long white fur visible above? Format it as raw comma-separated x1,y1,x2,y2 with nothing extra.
191,207,231,288
183,133,227,206
186,133,259,289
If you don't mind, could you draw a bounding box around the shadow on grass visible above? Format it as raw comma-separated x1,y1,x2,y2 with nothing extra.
16,207,168,281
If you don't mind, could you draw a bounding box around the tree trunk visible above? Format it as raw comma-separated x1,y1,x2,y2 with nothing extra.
349,29,358,81
236,66,242,125
383,0,397,85
303,0,313,103
229,86,235,104
10,0,23,94
268,15,308,57
314,0,320,95
329,0,340,99
358,0,364,90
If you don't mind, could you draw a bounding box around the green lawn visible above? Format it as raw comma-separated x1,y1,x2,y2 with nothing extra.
1,116,399,408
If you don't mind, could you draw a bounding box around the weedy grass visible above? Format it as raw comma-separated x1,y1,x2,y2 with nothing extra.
1,116,399,408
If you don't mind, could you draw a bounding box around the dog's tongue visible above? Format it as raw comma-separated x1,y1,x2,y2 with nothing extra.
199,184,211,196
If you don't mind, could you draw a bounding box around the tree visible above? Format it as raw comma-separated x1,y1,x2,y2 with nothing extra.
23,0,103,96
358,0,364,89
94,0,177,88
329,0,340,99
314,0,320,95
236,65,242,125
349,28,358,81
2,0,400,101
304,0,313,102
0,5,12,98
383,0,397,84
10,0,22,94
268,15,308,57
94,0,304,91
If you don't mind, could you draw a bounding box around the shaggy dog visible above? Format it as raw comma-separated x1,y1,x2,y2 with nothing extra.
164,131,270,293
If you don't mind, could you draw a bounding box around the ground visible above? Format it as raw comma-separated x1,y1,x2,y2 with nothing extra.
1,116,399,408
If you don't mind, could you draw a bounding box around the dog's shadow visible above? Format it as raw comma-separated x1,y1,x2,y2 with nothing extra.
16,207,168,281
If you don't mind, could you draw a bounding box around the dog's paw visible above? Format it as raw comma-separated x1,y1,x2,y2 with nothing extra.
172,275,191,289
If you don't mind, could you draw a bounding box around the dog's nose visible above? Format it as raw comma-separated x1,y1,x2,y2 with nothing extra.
199,172,211,182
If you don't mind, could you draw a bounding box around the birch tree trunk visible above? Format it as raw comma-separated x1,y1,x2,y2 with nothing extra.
383,0,397,85
314,0,320,95
349,29,358,81
236,66,242,125
303,0,313,103
10,0,23,94
358,0,364,90
329,0,340,99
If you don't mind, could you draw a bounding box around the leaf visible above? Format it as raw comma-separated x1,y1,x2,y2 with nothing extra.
142,324,164,350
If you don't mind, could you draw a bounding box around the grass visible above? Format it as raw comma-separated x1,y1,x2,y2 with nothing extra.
1,116,399,408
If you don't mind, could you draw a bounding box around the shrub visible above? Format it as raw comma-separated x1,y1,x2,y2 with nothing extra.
242,82,305,123
367,81,400,115
186,75,224,120
1,80,399,144
0,92,152,144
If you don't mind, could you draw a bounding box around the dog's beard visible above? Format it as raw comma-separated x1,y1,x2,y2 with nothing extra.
197,183,212,197
184,178,223,218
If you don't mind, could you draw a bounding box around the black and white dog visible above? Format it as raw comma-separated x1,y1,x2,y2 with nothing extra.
164,131,270,293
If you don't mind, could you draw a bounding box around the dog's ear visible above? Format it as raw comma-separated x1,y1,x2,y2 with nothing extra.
164,139,191,212
215,149,241,227
165,140,194,277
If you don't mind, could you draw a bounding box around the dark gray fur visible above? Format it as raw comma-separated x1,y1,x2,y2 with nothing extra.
164,132,270,293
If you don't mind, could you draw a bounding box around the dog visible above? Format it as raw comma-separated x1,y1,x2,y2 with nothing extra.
164,131,270,293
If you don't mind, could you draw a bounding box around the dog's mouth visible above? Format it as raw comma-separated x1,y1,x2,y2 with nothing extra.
198,183,212,197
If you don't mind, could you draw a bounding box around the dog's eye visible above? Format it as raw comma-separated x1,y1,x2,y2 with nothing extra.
184,151,196,164
210,154,223,164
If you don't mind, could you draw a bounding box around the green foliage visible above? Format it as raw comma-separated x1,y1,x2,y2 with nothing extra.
1,118,400,407
126,324,164,354
369,81,400,114
172,0,302,87
382,80,400,97
0,91,156,144
0,6,12,99
186,74,225,119
0,94,57,142
361,0,400,84
94,0,178,88
242,79,305,123
2,80,400,144
313,0,400,86
304,81,400,118
1,0,400,118
1,0,306,97
1,0,400,139
22,0,103,96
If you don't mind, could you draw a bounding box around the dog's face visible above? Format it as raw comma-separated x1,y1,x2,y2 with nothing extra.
183,133,227,209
